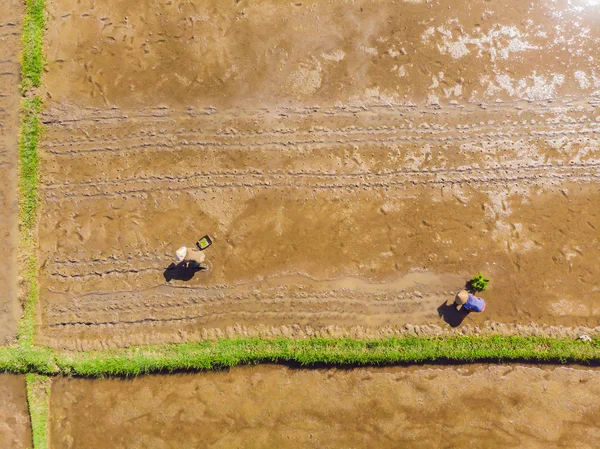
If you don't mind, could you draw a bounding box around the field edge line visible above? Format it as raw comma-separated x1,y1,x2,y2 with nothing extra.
0,336,599,377
55,336,600,377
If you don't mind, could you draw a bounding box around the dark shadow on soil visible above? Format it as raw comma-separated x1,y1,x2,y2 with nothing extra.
465,280,476,293
465,280,482,294
93,359,600,378
437,301,470,327
163,263,206,282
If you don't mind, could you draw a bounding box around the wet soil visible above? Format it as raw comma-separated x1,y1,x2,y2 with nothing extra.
50,365,600,449
45,0,600,108
0,375,32,449
38,0,600,348
0,0,23,345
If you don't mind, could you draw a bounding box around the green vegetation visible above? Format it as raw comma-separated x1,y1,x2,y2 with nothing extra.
0,336,598,377
26,374,51,449
19,1,48,444
19,98,41,230
470,273,490,292
18,0,45,348
21,0,46,92
58,336,600,377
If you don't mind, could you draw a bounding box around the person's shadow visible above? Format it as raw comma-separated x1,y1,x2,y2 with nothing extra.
437,300,470,327
163,262,206,282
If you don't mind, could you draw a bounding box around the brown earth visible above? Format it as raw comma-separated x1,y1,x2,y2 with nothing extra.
0,0,23,345
45,0,600,108
38,0,600,349
0,375,32,449
50,365,600,449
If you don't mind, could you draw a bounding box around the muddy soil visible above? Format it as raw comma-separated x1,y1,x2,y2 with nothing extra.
50,365,600,449
39,0,600,349
0,0,23,345
45,0,600,108
0,375,32,449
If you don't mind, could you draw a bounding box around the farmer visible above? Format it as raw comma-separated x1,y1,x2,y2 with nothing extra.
455,289,486,312
175,246,205,267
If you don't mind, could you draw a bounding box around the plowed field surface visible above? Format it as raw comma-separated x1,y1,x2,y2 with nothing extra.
0,375,32,449
50,365,600,449
39,0,600,349
0,0,23,345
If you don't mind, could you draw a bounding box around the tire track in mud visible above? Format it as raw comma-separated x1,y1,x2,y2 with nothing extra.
41,125,600,155
39,105,600,199
39,277,455,350
41,165,600,200
38,97,600,123
40,100,600,148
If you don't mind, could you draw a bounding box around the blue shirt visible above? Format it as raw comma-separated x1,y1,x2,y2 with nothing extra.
463,294,486,312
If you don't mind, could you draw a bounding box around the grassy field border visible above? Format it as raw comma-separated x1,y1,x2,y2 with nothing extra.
0,336,599,377
19,1,49,447
25,374,51,449
18,0,45,348
21,0,45,93
18,97,42,348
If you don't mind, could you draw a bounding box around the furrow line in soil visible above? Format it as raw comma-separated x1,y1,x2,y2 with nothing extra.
36,321,600,353
39,97,600,125
40,161,600,191
47,266,162,279
44,289,433,315
44,309,430,328
40,168,600,200
42,285,438,320
40,119,600,148
41,117,597,137
43,299,429,322
41,127,600,155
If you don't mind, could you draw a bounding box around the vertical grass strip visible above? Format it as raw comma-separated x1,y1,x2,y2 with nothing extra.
21,0,45,92
26,374,51,449
18,0,45,347
18,97,41,347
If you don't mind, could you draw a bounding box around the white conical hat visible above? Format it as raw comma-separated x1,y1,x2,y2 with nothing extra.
175,246,187,263
456,290,469,305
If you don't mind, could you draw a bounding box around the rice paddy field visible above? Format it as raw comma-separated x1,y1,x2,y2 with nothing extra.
1,0,600,447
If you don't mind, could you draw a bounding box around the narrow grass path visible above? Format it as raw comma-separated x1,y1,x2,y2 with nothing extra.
18,0,44,350
25,374,50,449
1,337,599,378
20,1,48,447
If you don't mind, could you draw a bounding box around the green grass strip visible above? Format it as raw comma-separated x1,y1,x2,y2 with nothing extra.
18,0,45,347
20,2,48,444
21,0,45,92
18,87,42,349
56,336,600,377
26,374,51,449
1,336,599,377
19,97,41,231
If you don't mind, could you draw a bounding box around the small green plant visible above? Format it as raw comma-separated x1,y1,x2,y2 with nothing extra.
469,273,490,292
